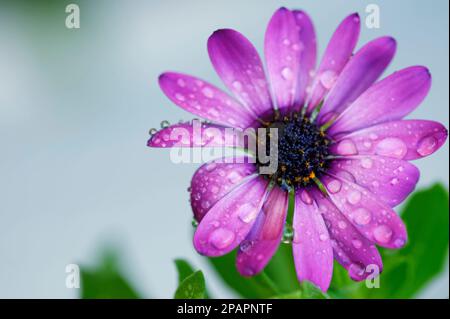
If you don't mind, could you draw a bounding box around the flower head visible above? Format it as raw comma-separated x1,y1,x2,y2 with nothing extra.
148,8,448,291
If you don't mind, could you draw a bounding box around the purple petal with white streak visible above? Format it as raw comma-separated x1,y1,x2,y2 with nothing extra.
236,186,288,276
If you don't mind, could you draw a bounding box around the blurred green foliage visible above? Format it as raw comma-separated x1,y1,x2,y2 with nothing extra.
80,250,141,299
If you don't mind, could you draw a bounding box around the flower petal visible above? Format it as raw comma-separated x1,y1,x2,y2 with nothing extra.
311,189,383,281
190,158,256,222
193,176,269,256
307,13,360,111
159,72,256,129
208,29,273,118
293,190,334,291
329,66,432,134
236,186,288,276
320,174,408,249
264,8,302,113
292,10,317,111
318,37,396,124
147,122,248,148
328,156,420,207
331,120,448,160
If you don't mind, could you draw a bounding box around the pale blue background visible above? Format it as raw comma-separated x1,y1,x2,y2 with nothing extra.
0,0,448,298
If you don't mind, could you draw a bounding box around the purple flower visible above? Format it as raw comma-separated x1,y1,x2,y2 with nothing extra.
148,8,448,291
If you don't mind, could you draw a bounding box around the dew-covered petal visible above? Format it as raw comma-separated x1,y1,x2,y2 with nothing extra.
329,66,432,134
236,186,288,276
311,189,383,281
158,72,256,129
321,174,408,249
329,156,419,207
331,120,448,160
208,29,273,118
193,176,269,256
307,13,360,112
291,10,317,111
292,190,333,291
190,158,257,222
147,122,249,148
264,8,302,113
318,37,396,125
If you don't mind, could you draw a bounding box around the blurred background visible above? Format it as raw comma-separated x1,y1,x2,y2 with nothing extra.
0,0,448,298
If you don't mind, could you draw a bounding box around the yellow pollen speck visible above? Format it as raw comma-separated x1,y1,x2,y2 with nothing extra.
309,171,316,179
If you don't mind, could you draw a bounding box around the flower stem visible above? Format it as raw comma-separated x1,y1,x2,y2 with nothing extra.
259,271,281,295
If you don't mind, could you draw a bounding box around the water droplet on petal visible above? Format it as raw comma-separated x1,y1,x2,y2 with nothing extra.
373,225,393,244
240,240,253,253
353,208,372,226
238,204,258,223
232,81,243,92
390,178,399,185
416,135,438,156
281,67,294,80
394,238,405,248
327,179,342,194
338,220,347,229
347,190,362,205
336,139,358,155
352,239,363,249
361,158,373,169
160,120,170,129
319,70,338,89
349,263,365,280
209,228,235,250
282,224,294,244
319,234,329,241
375,138,407,159
202,87,214,98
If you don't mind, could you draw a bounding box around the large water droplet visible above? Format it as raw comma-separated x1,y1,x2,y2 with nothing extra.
160,120,170,129
347,190,362,205
375,138,407,159
353,208,372,226
373,225,393,244
327,179,342,194
336,139,358,155
416,135,438,156
349,263,365,280
319,70,338,89
237,204,258,223
281,67,294,80
282,224,294,244
360,158,373,169
209,228,235,249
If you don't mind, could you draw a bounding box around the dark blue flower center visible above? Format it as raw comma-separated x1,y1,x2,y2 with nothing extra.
256,113,331,190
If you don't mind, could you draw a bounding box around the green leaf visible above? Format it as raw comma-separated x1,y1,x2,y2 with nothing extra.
275,281,329,299
174,271,206,299
359,183,449,298
80,250,141,299
208,250,275,298
174,259,196,284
